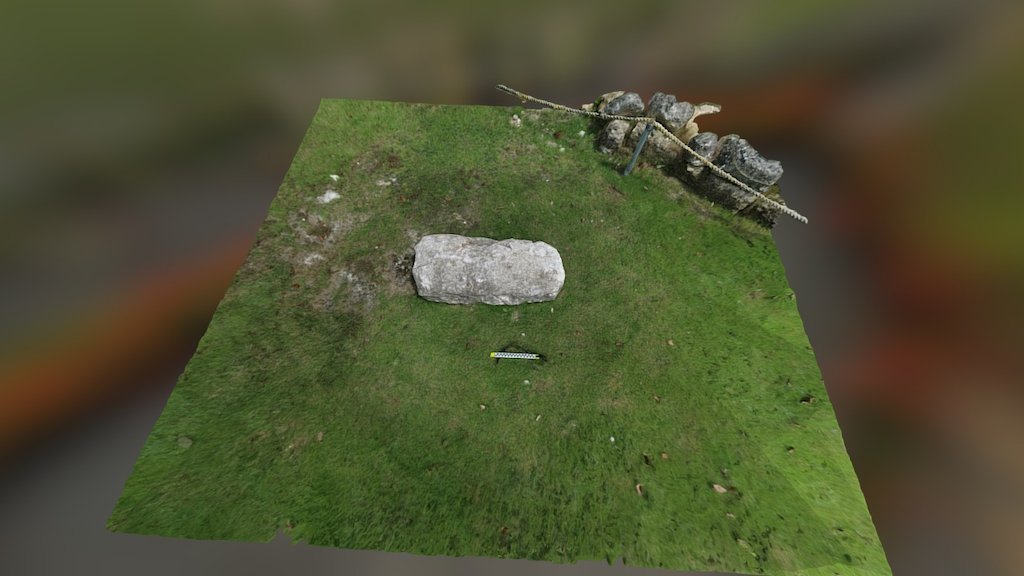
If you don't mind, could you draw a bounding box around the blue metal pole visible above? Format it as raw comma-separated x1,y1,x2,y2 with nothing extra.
623,122,656,176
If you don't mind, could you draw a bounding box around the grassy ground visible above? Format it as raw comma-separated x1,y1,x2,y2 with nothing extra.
108,100,891,575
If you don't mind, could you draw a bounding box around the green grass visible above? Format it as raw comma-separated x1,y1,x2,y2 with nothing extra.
108,100,891,575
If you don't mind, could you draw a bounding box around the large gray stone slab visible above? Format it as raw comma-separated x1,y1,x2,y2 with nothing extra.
412,234,564,305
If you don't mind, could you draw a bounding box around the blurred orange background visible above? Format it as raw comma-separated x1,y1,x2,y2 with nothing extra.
2,2,1023,575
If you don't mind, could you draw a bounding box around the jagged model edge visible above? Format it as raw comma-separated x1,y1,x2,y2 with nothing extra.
496,84,808,224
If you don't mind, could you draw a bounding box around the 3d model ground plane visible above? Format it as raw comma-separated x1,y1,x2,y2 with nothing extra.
108,92,891,576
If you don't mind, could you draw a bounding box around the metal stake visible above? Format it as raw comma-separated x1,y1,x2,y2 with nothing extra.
623,122,655,176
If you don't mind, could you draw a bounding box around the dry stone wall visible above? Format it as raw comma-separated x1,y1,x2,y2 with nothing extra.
590,91,787,227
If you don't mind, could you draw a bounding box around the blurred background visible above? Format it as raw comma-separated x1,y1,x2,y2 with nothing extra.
2,1,1023,575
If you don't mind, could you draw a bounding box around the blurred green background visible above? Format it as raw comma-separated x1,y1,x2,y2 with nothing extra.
2,1,1023,575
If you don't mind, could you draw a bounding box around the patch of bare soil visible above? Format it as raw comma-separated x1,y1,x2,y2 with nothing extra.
520,109,545,124
386,251,416,296
313,267,377,312
350,144,404,176
287,209,370,248
282,209,373,277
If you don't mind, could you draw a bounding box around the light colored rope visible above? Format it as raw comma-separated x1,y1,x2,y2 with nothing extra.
496,84,808,224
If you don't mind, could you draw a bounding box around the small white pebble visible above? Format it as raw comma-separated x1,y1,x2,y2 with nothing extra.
610,436,615,443
550,307,554,313
559,146,565,152
578,130,586,137
521,332,526,337
523,380,530,385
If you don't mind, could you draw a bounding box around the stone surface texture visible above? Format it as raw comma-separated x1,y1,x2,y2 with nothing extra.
626,123,682,165
683,131,720,177
645,129,683,165
697,134,783,210
595,91,625,113
691,102,722,119
412,234,564,305
599,119,632,153
603,92,645,116
646,93,695,133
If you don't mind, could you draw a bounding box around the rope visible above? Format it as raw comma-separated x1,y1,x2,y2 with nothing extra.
496,84,808,224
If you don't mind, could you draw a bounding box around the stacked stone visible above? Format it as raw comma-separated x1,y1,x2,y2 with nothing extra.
694,135,786,228
589,91,787,227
